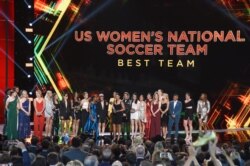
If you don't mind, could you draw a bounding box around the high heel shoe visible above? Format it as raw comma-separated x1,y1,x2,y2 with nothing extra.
193,131,216,147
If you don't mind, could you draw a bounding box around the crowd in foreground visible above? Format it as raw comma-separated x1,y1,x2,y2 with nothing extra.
0,132,250,166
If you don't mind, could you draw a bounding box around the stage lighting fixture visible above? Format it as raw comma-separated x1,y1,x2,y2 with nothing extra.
29,57,33,61
28,5,31,8
29,23,32,26
27,74,31,78
25,63,33,67
29,92,33,95
28,40,32,44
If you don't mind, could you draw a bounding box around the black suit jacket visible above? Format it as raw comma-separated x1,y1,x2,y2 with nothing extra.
60,100,71,119
96,100,108,117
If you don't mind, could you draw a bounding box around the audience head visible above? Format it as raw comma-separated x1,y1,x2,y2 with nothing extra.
53,135,60,144
71,137,82,148
47,152,59,165
66,160,83,166
151,151,162,165
41,139,50,150
84,155,99,166
0,153,11,164
112,160,122,166
154,141,164,152
136,145,145,159
126,151,136,165
102,147,112,161
140,160,153,166
33,155,46,166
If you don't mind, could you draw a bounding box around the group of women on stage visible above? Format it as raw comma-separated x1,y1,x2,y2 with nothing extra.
4,87,211,142
5,87,31,140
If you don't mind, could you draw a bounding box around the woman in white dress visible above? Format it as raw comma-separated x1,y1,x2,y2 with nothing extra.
197,93,210,133
80,92,89,132
138,94,146,137
44,90,54,137
130,93,140,138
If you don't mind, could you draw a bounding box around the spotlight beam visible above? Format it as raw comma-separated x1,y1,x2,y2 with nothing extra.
0,11,31,42
31,12,47,25
0,48,29,76
24,0,31,8
45,0,113,51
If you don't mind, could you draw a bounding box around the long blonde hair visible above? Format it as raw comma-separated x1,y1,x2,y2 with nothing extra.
153,92,159,102
45,90,53,101
162,93,169,103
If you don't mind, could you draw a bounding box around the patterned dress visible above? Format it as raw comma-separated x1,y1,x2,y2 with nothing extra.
18,99,31,139
84,102,99,139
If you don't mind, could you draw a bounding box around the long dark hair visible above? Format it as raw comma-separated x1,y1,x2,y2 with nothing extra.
53,93,59,104
132,93,138,104
201,93,208,108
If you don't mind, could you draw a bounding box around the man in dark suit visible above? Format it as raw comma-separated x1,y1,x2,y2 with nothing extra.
167,94,182,140
96,93,108,139
122,92,132,140
62,137,88,164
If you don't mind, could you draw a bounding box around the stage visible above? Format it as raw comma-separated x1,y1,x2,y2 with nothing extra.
1,123,249,143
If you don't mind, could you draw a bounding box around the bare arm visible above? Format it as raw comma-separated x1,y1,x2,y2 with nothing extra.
150,103,154,115
5,98,9,110
71,100,74,109
20,99,28,114
42,98,46,113
154,102,161,114
120,101,125,112
221,148,235,166
33,99,38,114
80,99,83,107
207,101,211,114
166,101,169,112
209,138,222,166
196,101,200,114
17,99,21,110
184,146,200,166
28,100,31,115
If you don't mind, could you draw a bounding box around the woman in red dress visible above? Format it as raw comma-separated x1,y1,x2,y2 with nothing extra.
150,92,161,139
33,90,45,141
145,93,152,139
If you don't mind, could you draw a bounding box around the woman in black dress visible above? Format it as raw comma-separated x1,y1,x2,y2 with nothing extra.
52,93,60,136
71,92,81,136
160,93,169,139
60,93,71,135
112,93,125,141
183,92,195,142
